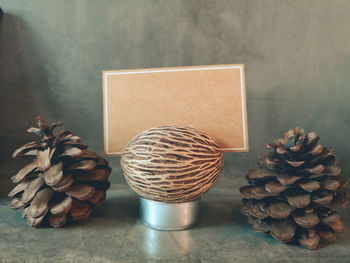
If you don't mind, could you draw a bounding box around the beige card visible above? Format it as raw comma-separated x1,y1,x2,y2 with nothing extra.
103,64,248,156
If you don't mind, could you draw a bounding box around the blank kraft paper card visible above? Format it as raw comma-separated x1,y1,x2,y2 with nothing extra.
103,64,248,156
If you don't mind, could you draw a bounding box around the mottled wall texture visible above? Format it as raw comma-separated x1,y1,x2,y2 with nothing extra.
1,0,350,192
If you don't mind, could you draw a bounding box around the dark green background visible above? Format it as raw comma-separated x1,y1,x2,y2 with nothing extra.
1,0,349,192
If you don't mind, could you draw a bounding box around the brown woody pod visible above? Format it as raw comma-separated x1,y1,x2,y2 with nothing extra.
121,126,224,203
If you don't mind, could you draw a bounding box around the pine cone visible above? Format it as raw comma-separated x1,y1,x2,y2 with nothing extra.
240,127,348,249
8,117,111,227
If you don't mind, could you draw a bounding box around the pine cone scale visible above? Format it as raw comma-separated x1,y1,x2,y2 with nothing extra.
49,195,73,215
11,161,37,183
298,229,320,250
66,185,96,201
293,213,319,228
270,220,296,243
28,187,54,218
49,212,67,228
266,202,292,219
51,174,74,192
43,162,64,186
12,141,44,158
10,198,25,210
37,148,51,171
21,177,45,204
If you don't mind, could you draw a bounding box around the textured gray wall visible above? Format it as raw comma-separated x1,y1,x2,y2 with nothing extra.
1,0,350,193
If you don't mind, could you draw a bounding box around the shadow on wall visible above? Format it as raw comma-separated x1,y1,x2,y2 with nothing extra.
315,59,350,178
0,13,46,195
0,13,38,161
261,82,350,179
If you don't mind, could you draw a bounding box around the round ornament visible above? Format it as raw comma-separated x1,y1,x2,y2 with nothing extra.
121,126,224,203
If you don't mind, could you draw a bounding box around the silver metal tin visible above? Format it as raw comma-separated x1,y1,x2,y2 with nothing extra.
139,197,200,230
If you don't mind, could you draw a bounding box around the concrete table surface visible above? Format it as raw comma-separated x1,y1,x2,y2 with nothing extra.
0,184,349,263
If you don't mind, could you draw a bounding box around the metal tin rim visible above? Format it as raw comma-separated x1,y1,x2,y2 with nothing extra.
139,197,200,231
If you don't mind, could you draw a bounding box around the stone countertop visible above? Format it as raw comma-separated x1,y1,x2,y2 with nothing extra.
0,184,349,263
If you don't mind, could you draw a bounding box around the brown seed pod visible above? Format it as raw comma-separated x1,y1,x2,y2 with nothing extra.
121,126,224,203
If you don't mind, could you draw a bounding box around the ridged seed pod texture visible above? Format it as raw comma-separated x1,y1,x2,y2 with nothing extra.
121,126,224,203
